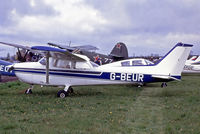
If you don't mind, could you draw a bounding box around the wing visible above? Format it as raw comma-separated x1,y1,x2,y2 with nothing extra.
47,42,99,51
31,46,88,61
0,41,31,50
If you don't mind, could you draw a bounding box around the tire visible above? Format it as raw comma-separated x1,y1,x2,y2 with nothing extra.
25,89,33,94
68,87,74,94
161,82,167,88
57,90,68,98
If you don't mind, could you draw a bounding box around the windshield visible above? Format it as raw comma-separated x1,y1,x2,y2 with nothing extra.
39,57,46,65
90,61,99,67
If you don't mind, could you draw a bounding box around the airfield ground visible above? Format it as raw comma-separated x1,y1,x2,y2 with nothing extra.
0,75,200,134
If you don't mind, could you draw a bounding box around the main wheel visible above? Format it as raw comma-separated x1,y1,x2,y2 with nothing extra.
68,87,74,94
57,90,68,98
161,82,167,88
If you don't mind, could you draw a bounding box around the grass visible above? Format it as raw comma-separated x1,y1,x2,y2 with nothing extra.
0,75,200,134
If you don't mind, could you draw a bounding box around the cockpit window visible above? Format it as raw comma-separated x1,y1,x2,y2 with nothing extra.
132,60,143,66
121,61,130,66
39,57,46,65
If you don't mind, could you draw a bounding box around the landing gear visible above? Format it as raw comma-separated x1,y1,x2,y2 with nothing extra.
57,90,68,98
25,85,33,94
161,82,167,88
57,86,73,98
68,87,74,94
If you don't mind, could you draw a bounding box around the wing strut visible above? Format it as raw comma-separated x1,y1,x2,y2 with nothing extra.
46,51,50,84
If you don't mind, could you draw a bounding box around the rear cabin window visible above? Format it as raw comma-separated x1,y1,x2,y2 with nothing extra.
121,61,130,66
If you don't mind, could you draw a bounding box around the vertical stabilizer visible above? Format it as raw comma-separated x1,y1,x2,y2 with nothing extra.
109,42,128,60
155,43,193,76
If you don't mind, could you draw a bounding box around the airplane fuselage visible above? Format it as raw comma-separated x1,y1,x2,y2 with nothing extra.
13,61,178,87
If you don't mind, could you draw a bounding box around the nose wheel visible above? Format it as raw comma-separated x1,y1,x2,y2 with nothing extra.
25,85,33,94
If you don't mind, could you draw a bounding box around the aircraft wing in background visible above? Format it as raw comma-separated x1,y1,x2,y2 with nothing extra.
47,42,99,52
0,41,42,62
31,46,87,61
0,41,31,50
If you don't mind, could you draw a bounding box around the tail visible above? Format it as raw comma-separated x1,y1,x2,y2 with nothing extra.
0,59,15,76
155,43,193,77
109,42,128,61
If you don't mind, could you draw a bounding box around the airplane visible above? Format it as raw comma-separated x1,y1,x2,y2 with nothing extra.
183,55,200,73
0,59,15,82
0,59,15,76
48,42,128,65
0,41,129,65
0,41,42,62
7,42,192,98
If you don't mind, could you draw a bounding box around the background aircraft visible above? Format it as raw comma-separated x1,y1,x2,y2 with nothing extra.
8,43,192,98
0,42,41,62
0,41,128,65
0,59,15,76
0,59,15,82
48,42,128,65
183,55,200,73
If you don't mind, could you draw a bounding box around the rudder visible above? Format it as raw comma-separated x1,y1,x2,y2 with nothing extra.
109,42,128,61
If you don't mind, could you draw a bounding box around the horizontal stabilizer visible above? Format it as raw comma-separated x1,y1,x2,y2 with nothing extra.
152,75,181,81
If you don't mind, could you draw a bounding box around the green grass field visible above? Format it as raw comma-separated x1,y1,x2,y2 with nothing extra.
0,75,200,134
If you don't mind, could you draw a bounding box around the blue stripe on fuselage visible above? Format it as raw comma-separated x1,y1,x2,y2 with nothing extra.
14,68,181,83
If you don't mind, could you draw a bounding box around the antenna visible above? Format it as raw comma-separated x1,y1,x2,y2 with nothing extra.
69,41,71,47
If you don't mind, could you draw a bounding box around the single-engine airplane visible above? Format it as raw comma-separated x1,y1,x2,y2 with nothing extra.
7,43,192,98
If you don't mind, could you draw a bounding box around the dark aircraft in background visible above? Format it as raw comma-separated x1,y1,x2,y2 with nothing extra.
0,42,41,62
0,41,128,65
48,42,128,65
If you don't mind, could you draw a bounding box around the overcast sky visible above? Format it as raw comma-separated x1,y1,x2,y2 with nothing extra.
0,0,200,57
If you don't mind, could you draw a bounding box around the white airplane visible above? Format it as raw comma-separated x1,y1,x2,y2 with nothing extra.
183,55,200,73
8,43,192,98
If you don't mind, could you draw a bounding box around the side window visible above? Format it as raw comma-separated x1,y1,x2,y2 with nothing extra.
121,61,130,66
53,59,72,68
132,60,143,66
